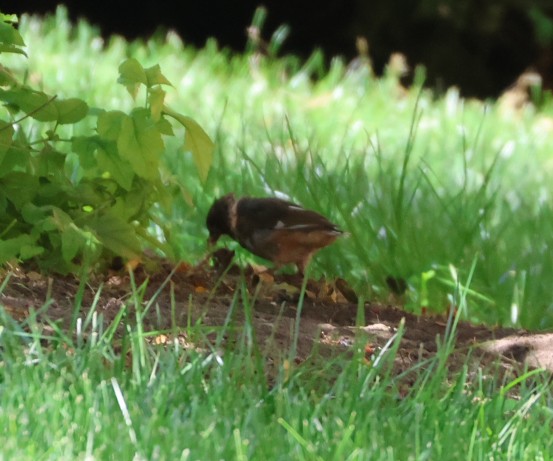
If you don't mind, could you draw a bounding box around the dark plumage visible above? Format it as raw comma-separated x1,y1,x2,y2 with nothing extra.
206,193,344,273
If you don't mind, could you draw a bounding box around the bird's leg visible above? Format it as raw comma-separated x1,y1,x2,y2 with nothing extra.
297,254,313,278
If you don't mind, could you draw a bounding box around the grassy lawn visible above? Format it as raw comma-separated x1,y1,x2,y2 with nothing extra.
2,311,552,460
1,7,553,460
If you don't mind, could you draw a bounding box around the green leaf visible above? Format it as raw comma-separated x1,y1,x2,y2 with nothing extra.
1,172,39,208
85,212,142,259
21,203,51,225
97,110,126,141
182,117,214,183
0,20,25,46
0,235,41,263
96,144,135,190
162,106,214,182
118,58,147,84
0,120,14,160
51,208,100,263
0,143,30,176
19,243,44,259
0,14,19,24
51,208,83,262
156,116,174,136
148,86,165,121
144,64,173,87
0,44,27,56
117,110,164,180
111,191,148,221
0,88,58,122
30,145,66,178
55,98,89,124
118,58,147,99
72,135,100,170
0,66,19,86
61,227,82,261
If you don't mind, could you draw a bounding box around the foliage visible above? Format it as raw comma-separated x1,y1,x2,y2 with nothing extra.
0,13,214,273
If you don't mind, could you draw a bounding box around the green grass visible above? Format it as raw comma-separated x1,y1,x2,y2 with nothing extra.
6,7,553,328
1,277,552,461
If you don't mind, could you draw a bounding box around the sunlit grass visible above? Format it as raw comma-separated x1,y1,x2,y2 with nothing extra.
5,6,553,328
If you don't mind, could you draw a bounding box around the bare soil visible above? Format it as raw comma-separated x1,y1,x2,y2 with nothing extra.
2,255,553,380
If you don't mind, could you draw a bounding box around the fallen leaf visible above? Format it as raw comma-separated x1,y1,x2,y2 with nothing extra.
273,282,300,295
255,270,274,284
153,334,168,345
335,278,358,303
176,261,192,273
27,271,44,282
125,257,142,271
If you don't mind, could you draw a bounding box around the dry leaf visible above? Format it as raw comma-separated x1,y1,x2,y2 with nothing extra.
335,278,358,303
153,334,168,345
27,271,44,282
125,257,141,271
176,261,192,273
256,271,275,284
273,282,300,295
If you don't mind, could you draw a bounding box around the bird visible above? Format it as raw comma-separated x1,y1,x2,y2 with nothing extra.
206,193,344,274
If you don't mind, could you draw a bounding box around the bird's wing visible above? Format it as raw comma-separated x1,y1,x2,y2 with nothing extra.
236,198,342,235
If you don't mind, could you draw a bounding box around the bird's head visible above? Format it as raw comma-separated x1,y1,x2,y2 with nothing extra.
206,193,236,246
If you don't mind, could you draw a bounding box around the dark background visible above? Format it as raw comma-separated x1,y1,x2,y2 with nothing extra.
4,0,553,98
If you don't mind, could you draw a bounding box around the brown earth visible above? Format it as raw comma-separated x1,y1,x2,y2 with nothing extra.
2,253,553,381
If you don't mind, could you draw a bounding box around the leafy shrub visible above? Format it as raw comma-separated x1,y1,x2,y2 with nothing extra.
0,12,213,273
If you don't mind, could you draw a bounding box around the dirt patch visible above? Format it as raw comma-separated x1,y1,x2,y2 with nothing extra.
2,258,552,378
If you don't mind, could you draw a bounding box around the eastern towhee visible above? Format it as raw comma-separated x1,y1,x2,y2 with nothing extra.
206,193,344,273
